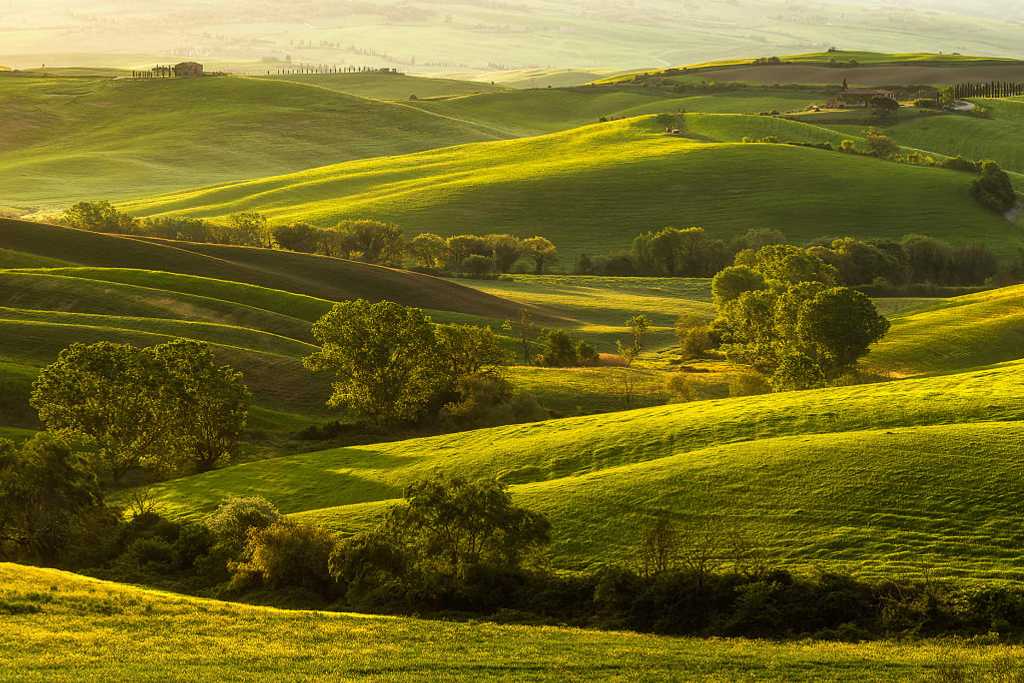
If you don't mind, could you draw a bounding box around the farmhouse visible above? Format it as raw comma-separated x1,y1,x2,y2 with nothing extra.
173,62,204,78
827,88,896,108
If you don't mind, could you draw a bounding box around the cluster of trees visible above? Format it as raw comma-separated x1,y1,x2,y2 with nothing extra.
579,227,1011,288
972,161,1018,214
58,202,559,276
576,228,786,278
304,300,542,428
950,81,1024,99
30,340,250,484
707,245,890,389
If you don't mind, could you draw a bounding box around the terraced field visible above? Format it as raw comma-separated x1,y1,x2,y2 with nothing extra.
124,116,1020,260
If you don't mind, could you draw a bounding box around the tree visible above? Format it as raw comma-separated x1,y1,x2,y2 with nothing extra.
522,236,557,274
752,244,838,286
972,161,1017,214
305,300,444,425
336,219,406,265
711,266,765,306
373,475,550,579
0,434,106,564
486,234,524,273
60,201,138,234
446,234,491,271
147,340,251,473
538,330,579,367
30,342,166,483
515,308,535,364
627,314,650,354
409,233,449,269
227,212,272,247
206,496,283,558
434,324,505,382
272,223,322,253
460,254,495,278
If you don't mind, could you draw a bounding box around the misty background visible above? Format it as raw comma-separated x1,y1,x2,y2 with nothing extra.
1,0,1021,76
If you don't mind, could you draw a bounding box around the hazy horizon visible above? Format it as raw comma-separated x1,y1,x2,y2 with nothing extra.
2,1,1022,75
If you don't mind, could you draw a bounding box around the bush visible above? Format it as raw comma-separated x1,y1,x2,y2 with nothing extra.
460,254,496,278
206,496,283,557
538,330,579,367
972,160,1017,213
231,520,339,597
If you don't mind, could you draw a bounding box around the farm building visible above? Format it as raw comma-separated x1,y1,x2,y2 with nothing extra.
827,88,896,108
173,62,204,78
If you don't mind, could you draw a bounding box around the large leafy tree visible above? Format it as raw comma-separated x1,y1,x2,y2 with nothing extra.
336,219,406,265
147,340,251,472
305,300,445,424
0,434,106,563
30,342,166,483
522,236,558,274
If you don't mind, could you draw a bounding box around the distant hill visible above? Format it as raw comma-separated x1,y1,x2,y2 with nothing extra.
124,116,1023,260
260,72,506,100
601,51,1024,87
0,75,506,209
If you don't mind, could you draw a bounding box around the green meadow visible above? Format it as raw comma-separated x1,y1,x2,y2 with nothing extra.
123,116,1020,260
8,563,1024,682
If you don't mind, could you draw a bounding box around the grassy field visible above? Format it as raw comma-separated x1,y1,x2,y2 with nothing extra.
0,75,505,209
8,563,1024,682
123,116,1021,260
136,357,1024,581
867,285,1024,377
261,72,506,100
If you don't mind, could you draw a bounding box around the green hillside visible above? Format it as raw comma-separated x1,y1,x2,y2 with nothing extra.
8,563,1022,682
262,72,506,100
139,359,1024,580
0,219,528,320
868,285,1024,376
124,116,1022,260
0,75,504,209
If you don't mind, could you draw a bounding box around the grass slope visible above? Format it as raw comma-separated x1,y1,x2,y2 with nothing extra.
0,219,530,320
262,72,505,100
124,116,1021,260
0,76,504,209
141,360,1024,580
7,563,1023,681
868,285,1024,376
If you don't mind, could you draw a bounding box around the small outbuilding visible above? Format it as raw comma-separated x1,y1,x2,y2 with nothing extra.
173,62,204,78
827,89,896,109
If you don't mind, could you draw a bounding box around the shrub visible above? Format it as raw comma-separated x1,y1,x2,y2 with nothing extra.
576,340,599,366
461,254,496,278
206,496,283,557
538,330,579,367
972,160,1017,213
231,520,338,597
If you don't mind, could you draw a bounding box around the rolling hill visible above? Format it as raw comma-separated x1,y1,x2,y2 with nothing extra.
0,219,528,320
123,116,1022,260
7,563,1019,682
139,358,1024,581
261,72,506,100
602,51,1024,87
0,75,505,210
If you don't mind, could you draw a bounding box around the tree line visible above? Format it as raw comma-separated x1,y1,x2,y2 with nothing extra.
577,227,1015,288
950,81,1024,99
58,203,559,276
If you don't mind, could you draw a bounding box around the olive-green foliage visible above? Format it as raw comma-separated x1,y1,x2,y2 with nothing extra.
522,236,558,275
715,247,889,389
631,226,730,277
305,300,506,425
147,340,251,473
305,300,442,425
205,496,283,559
0,434,107,564
232,519,338,595
711,265,765,305
60,201,137,234
30,340,251,481
30,342,166,483
334,219,406,265
972,160,1018,213
333,475,550,586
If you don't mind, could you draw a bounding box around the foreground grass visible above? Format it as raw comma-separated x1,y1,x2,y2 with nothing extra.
124,116,1018,260
4,563,1024,682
